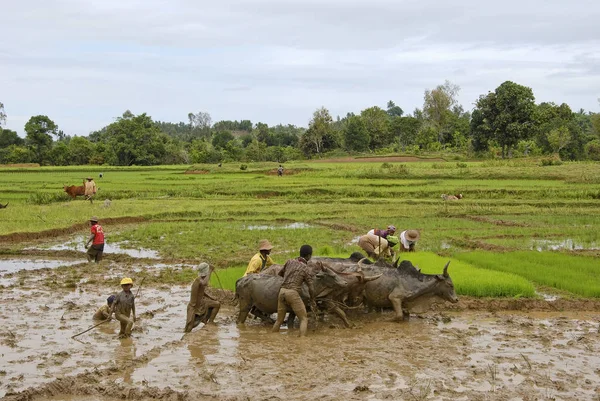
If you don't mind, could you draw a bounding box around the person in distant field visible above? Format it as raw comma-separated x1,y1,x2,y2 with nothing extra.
358,225,397,259
398,229,420,252
110,278,136,339
244,240,275,276
94,295,116,320
277,165,284,177
84,177,97,203
86,216,105,263
185,263,221,332
272,245,316,337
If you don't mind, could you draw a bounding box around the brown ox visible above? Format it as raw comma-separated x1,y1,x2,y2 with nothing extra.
64,185,86,199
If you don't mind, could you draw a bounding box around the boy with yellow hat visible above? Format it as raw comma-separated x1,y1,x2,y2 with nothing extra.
110,277,136,338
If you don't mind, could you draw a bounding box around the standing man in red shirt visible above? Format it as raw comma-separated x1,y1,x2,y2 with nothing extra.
86,216,105,263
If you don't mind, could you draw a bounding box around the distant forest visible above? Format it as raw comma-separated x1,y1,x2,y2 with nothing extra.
1,80,599,166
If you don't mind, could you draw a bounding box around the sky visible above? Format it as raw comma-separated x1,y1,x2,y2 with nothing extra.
1,0,599,137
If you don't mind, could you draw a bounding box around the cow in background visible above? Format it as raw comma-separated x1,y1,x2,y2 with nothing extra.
64,184,86,199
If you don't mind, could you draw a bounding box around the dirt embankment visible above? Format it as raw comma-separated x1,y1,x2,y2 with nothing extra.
311,156,446,163
0,216,147,244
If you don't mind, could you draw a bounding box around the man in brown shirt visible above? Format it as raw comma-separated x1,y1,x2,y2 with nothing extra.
272,245,316,337
185,262,221,333
110,278,136,338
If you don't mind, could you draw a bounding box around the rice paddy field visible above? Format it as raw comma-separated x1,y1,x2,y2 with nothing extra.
1,157,599,299
3,157,600,401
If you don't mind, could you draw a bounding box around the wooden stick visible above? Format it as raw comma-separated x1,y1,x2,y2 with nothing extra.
71,319,111,339
135,276,146,298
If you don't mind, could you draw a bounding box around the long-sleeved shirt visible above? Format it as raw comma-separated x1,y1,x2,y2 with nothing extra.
84,180,97,196
93,304,111,320
368,228,391,239
278,257,314,299
112,290,135,317
244,252,274,276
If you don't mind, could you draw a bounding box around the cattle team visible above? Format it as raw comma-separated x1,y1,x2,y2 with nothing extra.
89,218,423,339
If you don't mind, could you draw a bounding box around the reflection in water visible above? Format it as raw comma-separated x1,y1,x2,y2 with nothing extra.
531,238,599,251
30,235,161,259
115,338,137,384
0,259,81,275
244,222,312,231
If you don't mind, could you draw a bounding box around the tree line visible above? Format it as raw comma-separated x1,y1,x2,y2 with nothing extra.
1,80,599,166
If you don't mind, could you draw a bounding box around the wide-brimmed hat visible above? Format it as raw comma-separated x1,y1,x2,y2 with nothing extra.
90,216,99,222
86,177,93,180
258,239,273,251
405,230,420,242
198,262,210,276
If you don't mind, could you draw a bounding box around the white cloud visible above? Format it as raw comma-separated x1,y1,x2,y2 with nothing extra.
1,0,599,136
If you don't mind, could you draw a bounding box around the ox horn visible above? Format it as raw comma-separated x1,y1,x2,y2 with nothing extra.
364,273,382,282
357,258,370,269
443,260,451,277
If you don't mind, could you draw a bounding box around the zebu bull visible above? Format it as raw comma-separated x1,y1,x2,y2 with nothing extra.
338,259,458,321
261,252,369,276
236,264,381,327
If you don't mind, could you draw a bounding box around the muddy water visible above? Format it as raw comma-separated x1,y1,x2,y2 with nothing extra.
28,235,160,259
0,259,81,275
1,282,599,401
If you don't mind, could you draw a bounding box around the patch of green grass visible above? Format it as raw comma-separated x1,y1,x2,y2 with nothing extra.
453,251,600,298
401,252,536,298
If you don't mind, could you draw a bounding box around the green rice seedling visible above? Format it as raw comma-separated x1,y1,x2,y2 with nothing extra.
454,251,600,298
398,252,535,298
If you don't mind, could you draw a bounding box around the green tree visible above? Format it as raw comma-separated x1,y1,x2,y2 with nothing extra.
585,140,600,160
68,136,95,165
423,80,460,145
547,127,571,155
0,145,33,164
94,112,170,165
0,128,24,148
212,130,235,150
24,115,58,164
48,142,70,165
343,115,370,152
386,100,404,117
301,107,333,156
389,116,421,150
188,111,212,140
471,81,536,158
360,106,390,149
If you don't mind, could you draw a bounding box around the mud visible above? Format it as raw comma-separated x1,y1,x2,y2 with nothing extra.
1,259,600,400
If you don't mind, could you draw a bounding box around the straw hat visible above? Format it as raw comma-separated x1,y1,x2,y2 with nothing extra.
90,216,99,222
405,230,420,242
258,239,273,251
198,262,210,276
86,177,93,180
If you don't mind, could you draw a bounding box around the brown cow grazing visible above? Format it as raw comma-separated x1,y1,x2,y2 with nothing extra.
64,185,86,199
0,202,8,209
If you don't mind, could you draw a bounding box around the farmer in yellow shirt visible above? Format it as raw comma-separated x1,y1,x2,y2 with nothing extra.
244,239,275,276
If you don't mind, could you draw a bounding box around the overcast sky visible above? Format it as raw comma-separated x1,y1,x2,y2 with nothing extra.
1,0,599,136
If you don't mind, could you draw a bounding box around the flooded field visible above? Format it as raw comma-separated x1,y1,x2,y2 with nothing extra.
1,257,599,401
